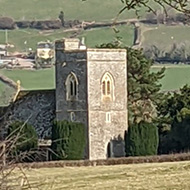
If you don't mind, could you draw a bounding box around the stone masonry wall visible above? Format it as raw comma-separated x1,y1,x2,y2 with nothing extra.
55,40,89,158
87,49,128,160
55,40,128,160
0,90,55,139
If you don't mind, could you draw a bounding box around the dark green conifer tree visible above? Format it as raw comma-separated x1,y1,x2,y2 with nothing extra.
58,11,64,26
125,121,159,156
51,120,85,160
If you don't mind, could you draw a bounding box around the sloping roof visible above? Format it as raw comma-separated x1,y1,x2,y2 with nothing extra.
14,89,55,102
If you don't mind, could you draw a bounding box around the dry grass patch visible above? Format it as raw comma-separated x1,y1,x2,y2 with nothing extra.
4,161,190,189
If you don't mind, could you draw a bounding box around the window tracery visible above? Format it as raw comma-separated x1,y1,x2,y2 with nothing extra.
101,72,114,101
65,72,78,101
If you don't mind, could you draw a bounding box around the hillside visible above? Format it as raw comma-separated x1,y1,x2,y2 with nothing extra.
0,0,157,21
0,25,134,52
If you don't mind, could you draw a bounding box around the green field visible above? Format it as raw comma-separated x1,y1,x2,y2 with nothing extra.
0,68,55,90
6,161,190,189
152,65,190,91
0,65,190,96
142,25,190,48
0,0,159,21
0,29,72,52
0,25,134,52
0,68,55,105
80,25,134,48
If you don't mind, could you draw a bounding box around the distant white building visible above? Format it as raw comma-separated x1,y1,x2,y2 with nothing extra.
0,45,7,57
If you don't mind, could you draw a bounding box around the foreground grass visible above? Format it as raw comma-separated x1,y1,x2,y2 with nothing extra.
6,161,190,189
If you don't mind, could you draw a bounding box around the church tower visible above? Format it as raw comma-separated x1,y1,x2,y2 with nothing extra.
55,38,128,160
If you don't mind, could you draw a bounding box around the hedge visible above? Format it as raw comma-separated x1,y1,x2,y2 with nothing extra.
125,121,159,156
51,120,85,160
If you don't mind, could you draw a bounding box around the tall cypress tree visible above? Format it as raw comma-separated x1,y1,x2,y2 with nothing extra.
125,121,159,156
127,48,165,124
51,120,85,160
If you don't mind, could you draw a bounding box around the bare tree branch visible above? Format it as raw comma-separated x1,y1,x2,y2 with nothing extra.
119,0,190,16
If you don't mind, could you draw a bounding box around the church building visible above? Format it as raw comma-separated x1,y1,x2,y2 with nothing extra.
0,38,128,160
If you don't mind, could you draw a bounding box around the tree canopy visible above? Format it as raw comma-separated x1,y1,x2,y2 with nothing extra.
157,85,190,132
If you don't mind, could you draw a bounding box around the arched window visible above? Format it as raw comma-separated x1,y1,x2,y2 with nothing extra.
65,72,78,101
101,72,114,101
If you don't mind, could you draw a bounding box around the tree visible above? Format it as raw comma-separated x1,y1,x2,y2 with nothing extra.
51,120,85,160
159,108,190,154
125,121,158,156
157,85,190,132
157,85,190,154
0,17,15,30
127,48,165,124
58,11,65,27
119,0,190,17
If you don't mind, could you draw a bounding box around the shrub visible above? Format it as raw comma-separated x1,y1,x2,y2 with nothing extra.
64,20,81,28
125,121,159,156
16,21,32,28
31,20,62,30
51,120,85,160
7,121,38,158
159,109,190,154
0,17,15,29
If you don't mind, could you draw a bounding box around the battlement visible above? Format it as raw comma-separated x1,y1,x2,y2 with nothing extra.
55,38,86,51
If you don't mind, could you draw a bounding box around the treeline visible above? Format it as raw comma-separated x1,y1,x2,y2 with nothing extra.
0,17,81,30
144,42,190,64
143,12,190,25
126,85,190,156
1,12,189,31
157,85,190,154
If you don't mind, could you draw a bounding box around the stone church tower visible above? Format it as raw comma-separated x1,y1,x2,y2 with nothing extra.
55,38,128,160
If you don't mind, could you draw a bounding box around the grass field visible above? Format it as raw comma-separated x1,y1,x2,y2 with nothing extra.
80,25,134,48
0,25,134,52
152,65,190,91
142,25,190,48
0,64,190,101
0,29,72,52
0,0,159,21
0,68,55,105
6,161,190,189
0,68,55,90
